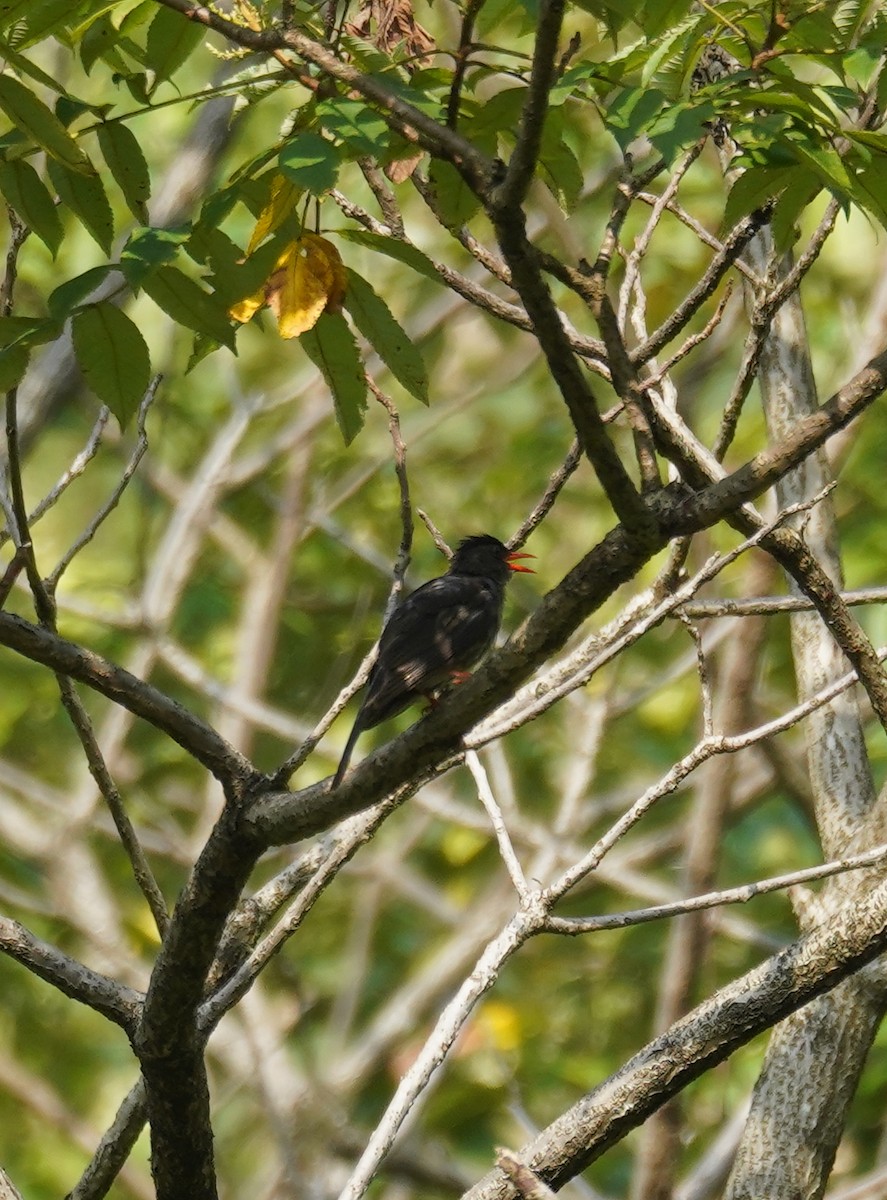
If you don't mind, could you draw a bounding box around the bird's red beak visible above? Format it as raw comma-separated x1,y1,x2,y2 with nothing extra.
505,550,535,574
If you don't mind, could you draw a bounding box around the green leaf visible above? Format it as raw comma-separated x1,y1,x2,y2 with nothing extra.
0,315,60,348
0,158,64,255
140,265,237,350
319,97,391,159
71,302,150,426
770,170,821,250
46,156,114,254
300,311,367,443
145,4,205,88
605,86,668,150
722,166,793,234
48,265,118,321
80,12,125,75
539,113,584,212
427,159,481,229
344,269,428,405
97,120,150,222
0,343,29,391
338,228,441,283
279,131,341,195
9,0,84,46
120,225,189,287
0,74,92,174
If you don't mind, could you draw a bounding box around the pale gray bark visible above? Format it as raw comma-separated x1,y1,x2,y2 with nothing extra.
725,230,887,1200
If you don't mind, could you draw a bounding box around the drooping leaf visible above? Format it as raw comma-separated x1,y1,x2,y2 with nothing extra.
97,120,151,222
145,4,205,88
140,265,237,349
279,130,341,196
46,156,114,254
344,268,428,404
0,74,92,173
231,234,347,337
0,158,64,255
246,173,303,255
300,311,367,443
71,302,151,427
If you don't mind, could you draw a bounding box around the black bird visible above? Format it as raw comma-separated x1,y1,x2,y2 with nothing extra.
332,534,534,787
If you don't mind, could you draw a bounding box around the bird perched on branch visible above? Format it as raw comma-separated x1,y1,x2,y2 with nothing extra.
332,534,534,788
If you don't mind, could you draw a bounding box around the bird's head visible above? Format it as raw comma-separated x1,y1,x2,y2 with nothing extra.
450,535,535,581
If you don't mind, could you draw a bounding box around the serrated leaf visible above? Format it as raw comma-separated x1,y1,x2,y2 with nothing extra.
48,264,118,321
344,268,427,404
300,311,367,443
10,0,83,46
140,265,236,349
0,74,92,173
145,4,205,87
0,158,64,255
97,120,150,222
71,302,150,426
337,228,441,283
46,156,114,254
722,166,793,235
770,170,821,250
279,130,341,196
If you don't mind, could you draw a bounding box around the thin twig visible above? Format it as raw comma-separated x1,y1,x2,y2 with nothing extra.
466,750,531,900
547,843,887,934
47,381,159,589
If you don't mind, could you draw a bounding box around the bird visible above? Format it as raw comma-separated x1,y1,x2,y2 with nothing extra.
332,534,534,788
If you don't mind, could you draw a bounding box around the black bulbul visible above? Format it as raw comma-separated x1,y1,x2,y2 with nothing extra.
332,534,533,787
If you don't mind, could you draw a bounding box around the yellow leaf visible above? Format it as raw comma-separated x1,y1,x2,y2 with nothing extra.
229,288,265,324
246,173,303,256
229,234,347,336
270,234,346,338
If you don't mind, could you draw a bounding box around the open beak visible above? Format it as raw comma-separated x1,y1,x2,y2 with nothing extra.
505,549,535,574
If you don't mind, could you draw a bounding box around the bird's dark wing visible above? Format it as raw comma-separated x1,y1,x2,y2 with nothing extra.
359,575,503,729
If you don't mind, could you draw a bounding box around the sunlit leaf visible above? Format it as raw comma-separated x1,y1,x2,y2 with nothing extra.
246,173,303,255
279,130,341,195
231,234,347,337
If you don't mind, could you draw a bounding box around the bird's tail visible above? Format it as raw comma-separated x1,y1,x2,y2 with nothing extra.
332,713,364,788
